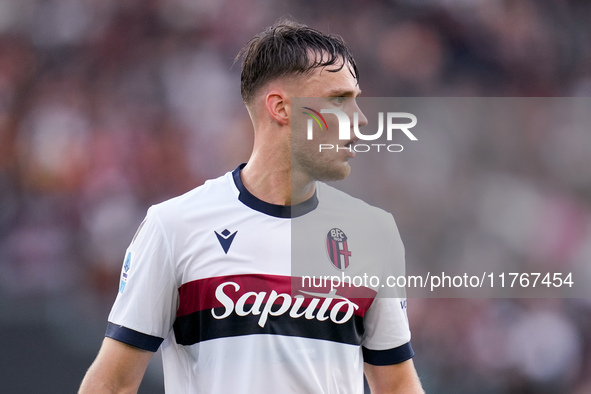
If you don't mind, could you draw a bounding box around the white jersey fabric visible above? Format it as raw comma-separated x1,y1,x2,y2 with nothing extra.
107,164,413,393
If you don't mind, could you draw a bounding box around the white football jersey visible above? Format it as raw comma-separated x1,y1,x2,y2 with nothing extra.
107,164,413,393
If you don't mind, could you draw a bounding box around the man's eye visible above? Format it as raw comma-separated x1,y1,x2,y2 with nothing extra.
332,97,345,104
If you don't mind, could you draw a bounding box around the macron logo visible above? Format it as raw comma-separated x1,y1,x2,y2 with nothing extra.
215,229,237,254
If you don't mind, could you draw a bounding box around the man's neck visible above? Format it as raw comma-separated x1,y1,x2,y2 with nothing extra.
240,159,315,206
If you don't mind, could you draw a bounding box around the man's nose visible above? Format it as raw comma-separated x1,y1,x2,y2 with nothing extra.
354,103,368,128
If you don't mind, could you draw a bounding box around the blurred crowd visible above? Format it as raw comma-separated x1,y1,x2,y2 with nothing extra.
0,0,590,393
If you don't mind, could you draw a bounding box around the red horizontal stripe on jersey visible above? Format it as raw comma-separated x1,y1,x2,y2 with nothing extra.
176,274,376,318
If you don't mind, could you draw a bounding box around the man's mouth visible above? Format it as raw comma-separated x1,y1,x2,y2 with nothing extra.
342,140,357,158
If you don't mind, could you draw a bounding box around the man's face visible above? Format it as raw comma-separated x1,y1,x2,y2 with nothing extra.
289,60,367,183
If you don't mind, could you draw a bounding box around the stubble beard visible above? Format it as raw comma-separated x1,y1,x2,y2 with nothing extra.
293,152,352,183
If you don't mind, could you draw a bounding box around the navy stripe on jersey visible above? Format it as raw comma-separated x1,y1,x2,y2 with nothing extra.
232,164,318,218
362,342,414,365
106,322,163,352
174,309,365,346
173,274,375,346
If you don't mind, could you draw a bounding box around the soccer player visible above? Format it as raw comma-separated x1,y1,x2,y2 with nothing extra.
79,20,423,393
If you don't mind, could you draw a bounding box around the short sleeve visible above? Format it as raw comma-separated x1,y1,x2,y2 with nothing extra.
361,297,413,365
106,206,178,352
361,215,414,365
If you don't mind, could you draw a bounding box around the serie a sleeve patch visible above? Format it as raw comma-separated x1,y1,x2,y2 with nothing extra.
119,250,132,293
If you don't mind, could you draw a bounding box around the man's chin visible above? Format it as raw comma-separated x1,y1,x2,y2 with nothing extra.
315,163,351,182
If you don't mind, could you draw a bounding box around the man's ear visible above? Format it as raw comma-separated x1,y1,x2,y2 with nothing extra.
265,90,290,126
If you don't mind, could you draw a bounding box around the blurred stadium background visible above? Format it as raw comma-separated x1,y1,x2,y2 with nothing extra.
0,0,590,392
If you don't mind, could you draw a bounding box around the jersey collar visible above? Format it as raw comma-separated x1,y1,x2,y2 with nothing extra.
232,163,318,218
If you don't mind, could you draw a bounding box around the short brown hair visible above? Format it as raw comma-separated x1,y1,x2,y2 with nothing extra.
236,18,359,104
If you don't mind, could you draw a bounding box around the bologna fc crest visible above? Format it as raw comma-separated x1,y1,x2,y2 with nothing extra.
326,228,351,270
